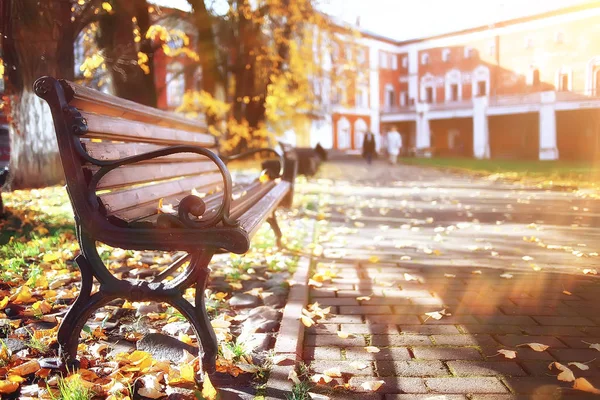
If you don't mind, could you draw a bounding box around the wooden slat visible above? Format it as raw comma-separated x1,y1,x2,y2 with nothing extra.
239,181,290,238
66,80,207,133
100,173,222,216
82,112,216,146
88,161,220,190
82,142,214,162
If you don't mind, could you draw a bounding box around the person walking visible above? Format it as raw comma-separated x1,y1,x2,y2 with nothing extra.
387,127,402,165
362,131,376,164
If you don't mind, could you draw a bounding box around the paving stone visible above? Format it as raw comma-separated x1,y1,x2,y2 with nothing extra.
385,395,467,400
376,360,449,377
337,289,385,297
532,316,595,326
341,323,399,334
400,325,461,335
499,306,570,316
305,334,365,347
432,334,497,347
456,324,521,335
303,346,341,360
502,377,566,395
557,336,600,348
314,297,360,306
493,335,567,348
345,347,412,361
469,395,558,400
324,315,363,324
480,347,554,361
475,316,538,325
420,315,479,325
548,348,600,362
519,325,585,336
366,315,422,324
339,305,393,315
360,297,412,306
425,377,508,394
348,377,428,393
310,360,375,376
310,288,337,298
446,361,527,377
412,347,483,361
372,334,432,347
307,324,339,334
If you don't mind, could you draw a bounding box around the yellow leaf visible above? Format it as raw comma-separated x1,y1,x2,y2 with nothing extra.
13,286,34,304
201,373,217,400
364,346,380,353
471,270,482,274
101,2,112,12
178,333,193,345
361,380,385,391
0,380,19,394
288,369,301,384
6,375,24,383
301,315,314,327
563,290,572,296
568,362,590,371
0,296,8,309
42,252,60,263
444,273,456,278
522,343,549,352
368,256,379,263
337,331,352,339
10,360,40,376
180,363,195,383
587,342,600,351
350,361,369,370
498,349,517,359
323,367,342,377
310,373,333,384
574,377,600,394
549,362,575,382
356,296,371,301
403,273,418,281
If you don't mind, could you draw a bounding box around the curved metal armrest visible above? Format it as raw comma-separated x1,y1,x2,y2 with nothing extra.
221,148,284,178
76,141,237,228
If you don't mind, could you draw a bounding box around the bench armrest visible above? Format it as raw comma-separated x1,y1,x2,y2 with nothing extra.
78,143,238,229
221,148,285,178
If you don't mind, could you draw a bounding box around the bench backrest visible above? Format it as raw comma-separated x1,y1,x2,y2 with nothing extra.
35,77,223,224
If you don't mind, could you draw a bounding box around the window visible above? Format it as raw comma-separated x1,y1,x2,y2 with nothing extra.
387,88,395,107
391,55,398,70
345,44,353,61
476,80,487,96
166,62,185,107
380,52,388,69
399,91,409,106
488,43,496,57
402,56,408,68
558,73,569,91
356,86,368,108
450,84,459,101
555,31,565,44
464,47,474,59
442,49,451,62
421,53,430,65
357,48,366,65
425,87,433,103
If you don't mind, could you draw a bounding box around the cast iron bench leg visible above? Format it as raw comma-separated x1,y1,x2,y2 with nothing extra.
267,213,283,249
57,231,220,376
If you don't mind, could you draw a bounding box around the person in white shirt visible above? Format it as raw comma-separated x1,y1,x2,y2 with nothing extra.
386,127,402,165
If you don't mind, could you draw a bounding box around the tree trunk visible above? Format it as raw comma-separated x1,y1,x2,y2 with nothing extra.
96,0,157,107
2,0,74,189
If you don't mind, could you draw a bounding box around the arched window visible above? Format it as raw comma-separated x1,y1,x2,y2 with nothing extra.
420,73,436,103
384,84,395,108
354,119,368,150
445,69,462,102
472,65,490,97
166,62,185,108
336,117,351,150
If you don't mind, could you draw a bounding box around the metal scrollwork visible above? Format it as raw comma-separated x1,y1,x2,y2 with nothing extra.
63,106,88,136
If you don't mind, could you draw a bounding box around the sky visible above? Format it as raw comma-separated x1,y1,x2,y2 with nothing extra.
150,0,598,41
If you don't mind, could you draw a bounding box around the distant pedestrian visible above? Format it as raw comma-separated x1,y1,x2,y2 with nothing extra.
387,127,402,165
362,131,376,164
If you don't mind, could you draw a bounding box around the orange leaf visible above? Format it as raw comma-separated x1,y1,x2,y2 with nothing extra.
361,380,384,391
498,349,517,359
0,381,19,394
520,343,549,352
310,373,333,384
574,377,600,394
364,346,380,353
301,315,314,327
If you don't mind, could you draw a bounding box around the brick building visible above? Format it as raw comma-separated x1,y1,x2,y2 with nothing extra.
324,2,600,161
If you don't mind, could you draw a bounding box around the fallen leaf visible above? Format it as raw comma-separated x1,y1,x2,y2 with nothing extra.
288,369,301,385
444,274,456,278
300,316,314,327
562,290,572,296
368,256,380,263
361,380,385,391
520,343,549,352
201,372,218,400
471,270,482,274
10,360,41,376
583,269,598,275
271,355,292,365
586,342,600,351
356,296,371,301
137,375,163,399
549,362,575,382
364,346,380,353
311,373,333,384
573,377,600,394
0,381,19,394
323,367,342,377
500,273,513,279
403,273,418,281
424,309,450,321
568,362,590,371
337,331,352,339
236,363,260,373
350,361,369,370
180,363,196,382
497,349,517,359
522,256,534,261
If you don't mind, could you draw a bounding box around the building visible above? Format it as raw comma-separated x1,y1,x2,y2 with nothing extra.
321,2,600,160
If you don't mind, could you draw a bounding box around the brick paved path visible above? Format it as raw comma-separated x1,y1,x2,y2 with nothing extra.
299,160,600,399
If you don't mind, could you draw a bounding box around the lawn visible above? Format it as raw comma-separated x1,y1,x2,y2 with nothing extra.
400,157,600,188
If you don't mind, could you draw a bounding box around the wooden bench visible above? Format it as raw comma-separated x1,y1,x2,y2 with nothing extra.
34,76,297,376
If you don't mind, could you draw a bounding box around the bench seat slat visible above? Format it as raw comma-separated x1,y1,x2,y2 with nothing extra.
100,172,222,216
67,81,206,133
82,112,215,146
88,161,220,190
82,142,214,162
238,181,290,238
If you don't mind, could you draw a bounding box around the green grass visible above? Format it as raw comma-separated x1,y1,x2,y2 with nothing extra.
49,375,94,400
400,157,600,186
